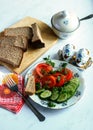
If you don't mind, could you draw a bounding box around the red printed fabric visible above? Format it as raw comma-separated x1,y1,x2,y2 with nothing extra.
0,74,24,113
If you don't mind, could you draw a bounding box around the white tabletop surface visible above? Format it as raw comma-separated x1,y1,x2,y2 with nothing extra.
0,0,93,130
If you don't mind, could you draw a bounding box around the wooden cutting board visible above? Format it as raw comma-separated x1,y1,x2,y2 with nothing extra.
0,17,58,74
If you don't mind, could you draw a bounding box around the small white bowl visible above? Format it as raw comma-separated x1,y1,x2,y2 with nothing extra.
51,10,80,39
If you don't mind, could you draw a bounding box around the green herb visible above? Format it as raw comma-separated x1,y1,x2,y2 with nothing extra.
43,55,55,67
49,70,57,74
57,76,61,82
43,85,49,89
47,101,56,107
36,82,41,90
62,63,68,74
61,63,67,68
52,87,59,91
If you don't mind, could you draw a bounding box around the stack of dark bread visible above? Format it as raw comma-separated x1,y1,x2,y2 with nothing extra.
0,23,45,68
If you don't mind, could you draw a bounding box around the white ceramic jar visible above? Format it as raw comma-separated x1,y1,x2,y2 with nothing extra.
51,10,80,39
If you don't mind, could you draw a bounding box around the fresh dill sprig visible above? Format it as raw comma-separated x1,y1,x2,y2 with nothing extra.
43,55,55,67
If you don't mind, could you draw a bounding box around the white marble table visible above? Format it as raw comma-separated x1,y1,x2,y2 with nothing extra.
0,0,93,130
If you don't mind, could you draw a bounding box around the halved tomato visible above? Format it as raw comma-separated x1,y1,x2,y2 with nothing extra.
53,72,65,87
35,63,53,77
42,75,56,88
61,68,73,82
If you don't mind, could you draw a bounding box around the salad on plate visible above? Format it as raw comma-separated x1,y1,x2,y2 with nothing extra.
25,56,85,109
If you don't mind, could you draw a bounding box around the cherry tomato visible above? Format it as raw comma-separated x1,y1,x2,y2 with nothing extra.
35,63,53,77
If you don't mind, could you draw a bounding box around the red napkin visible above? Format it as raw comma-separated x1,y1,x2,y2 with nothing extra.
0,74,24,113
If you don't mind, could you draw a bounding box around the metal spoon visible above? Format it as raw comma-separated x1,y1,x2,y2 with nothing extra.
80,14,93,21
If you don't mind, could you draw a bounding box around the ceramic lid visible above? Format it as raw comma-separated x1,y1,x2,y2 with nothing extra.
52,10,79,32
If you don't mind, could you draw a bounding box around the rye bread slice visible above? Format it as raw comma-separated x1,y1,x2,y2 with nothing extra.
0,36,28,51
0,60,15,72
0,45,23,67
4,27,33,40
31,23,45,48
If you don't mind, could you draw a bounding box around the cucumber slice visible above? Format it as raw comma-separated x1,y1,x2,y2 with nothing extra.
60,77,80,101
67,93,72,99
69,82,78,89
40,90,52,99
65,85,76,92
36,88,45,94
62,85,75,99
70,78,80,85
57,93,68,103
50,90,59,101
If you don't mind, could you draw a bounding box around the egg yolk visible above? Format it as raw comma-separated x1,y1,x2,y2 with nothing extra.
2,73,18,84
3,88,11,94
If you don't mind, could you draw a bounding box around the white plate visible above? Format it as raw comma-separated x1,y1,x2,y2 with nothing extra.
25,60,85,109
